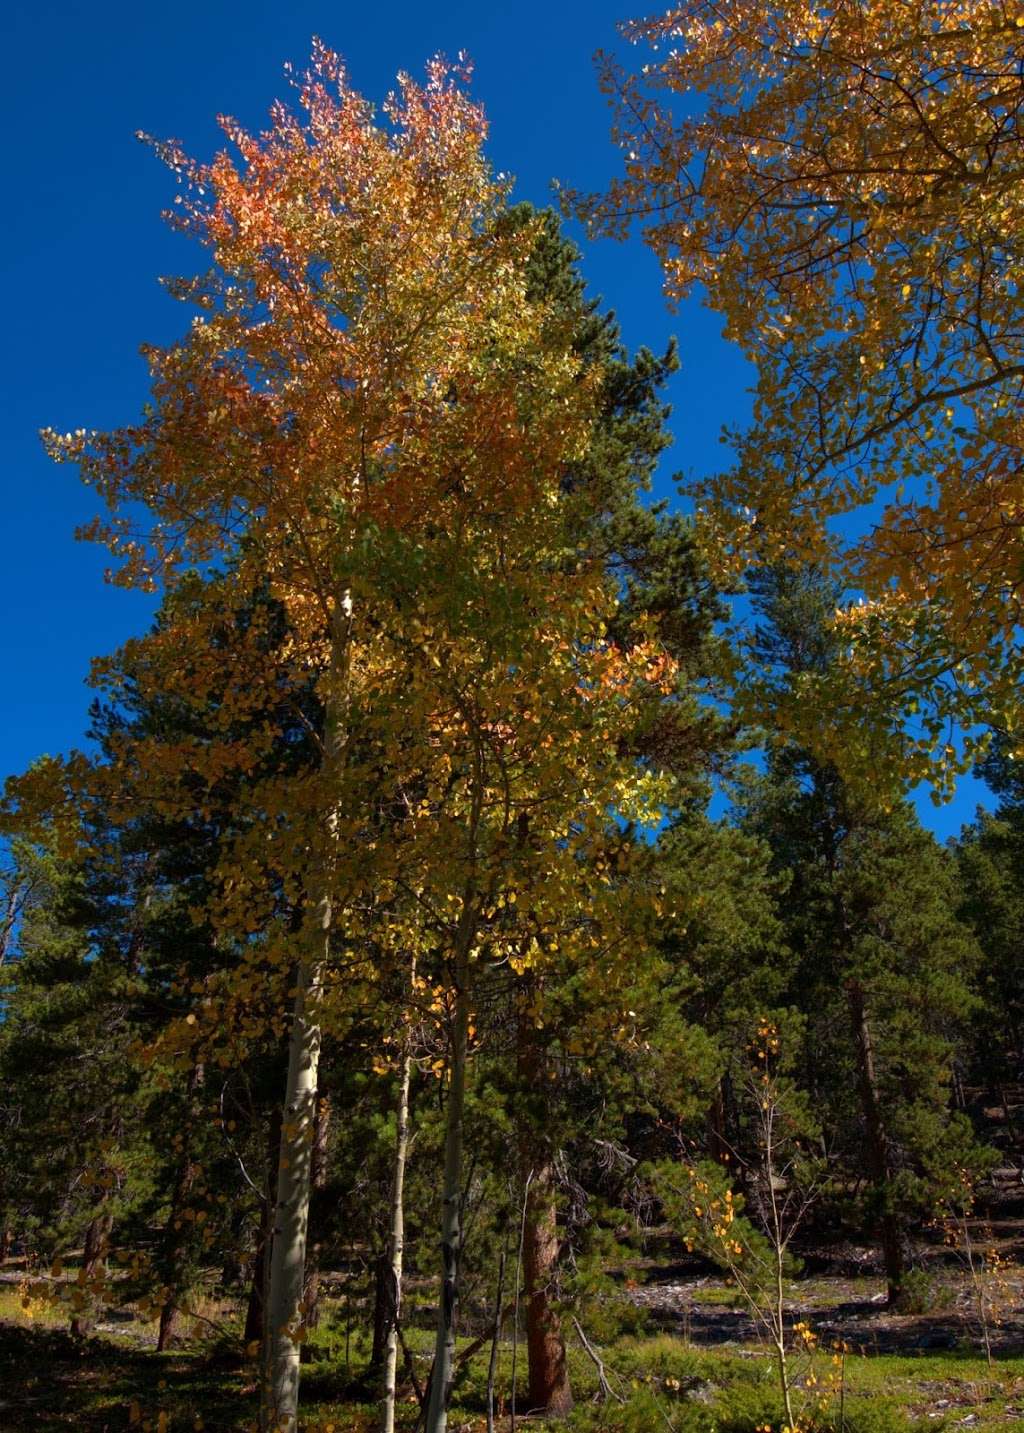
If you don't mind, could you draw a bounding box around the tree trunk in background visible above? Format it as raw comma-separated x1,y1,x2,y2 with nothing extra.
69,1211,113,1338
846,978,905,1303
156,1296,182,1353
370,1254,388,1371
301,1093,332,1330
157,1061,205,1352
246,1106,283,1349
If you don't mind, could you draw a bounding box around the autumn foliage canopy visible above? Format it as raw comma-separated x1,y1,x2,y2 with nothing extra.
581,0,1024,789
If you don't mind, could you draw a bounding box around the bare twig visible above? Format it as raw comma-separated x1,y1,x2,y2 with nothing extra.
571,1317,624,1404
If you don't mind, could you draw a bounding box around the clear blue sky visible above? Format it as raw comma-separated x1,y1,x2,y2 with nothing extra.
0,0,988,838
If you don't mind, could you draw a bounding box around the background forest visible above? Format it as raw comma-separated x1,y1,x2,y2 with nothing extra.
1,5,1023,1433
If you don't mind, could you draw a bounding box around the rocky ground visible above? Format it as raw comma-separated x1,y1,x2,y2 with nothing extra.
622,1166,1024,1359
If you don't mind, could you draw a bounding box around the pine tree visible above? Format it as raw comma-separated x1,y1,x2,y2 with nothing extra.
735,566,987,1305
489,206,730,1414
956,735,1024,1100
0,838,149,1334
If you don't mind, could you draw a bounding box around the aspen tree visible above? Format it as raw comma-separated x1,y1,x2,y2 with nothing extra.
582,1,1024,789
40,44,681,1431
42,46,582,1429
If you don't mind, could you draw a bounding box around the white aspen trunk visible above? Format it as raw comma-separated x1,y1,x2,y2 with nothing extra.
260,955,323,1432
261,597,351,1433
380,957,415,1433
424,927,473,1433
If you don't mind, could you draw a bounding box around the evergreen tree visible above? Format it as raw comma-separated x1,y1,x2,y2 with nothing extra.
0,837,150,1333
956,736,1024,1101
735,566,987,1305
490,208,730,1413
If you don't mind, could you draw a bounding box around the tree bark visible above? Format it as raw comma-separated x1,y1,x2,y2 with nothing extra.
381,985,414,1433
370,1254,389,1371
516,1007,572,1419
69,1212,113,1338
260,596,351,1433
156,1296,182,1353
157,1061,205,1352
424,918,474,1433
301,1092,332,1330
846,978,905,1303
522,1159,572,1416
246,1106,283,1349
260,958,323,1431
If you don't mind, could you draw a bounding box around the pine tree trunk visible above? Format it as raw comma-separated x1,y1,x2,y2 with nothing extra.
69,1212,113,1338
522,1159,572,1416
260,596,351,1433
157,1299,182,1353
424,922,474,1433
381,1000,414,1433
846,979,905,1303
516,1007,572,1419
157,1062,204,1352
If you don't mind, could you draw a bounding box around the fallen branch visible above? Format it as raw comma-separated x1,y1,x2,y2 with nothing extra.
571,1317,625,1405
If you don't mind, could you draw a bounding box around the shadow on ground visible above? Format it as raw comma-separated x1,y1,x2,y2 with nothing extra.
0,1322,255,1431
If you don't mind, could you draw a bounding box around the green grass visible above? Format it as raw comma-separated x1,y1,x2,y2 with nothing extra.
1,1293,1022,1431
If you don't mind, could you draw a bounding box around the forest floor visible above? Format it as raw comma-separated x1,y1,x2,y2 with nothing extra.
2,1224,1023,1433
627,1214,1024,1358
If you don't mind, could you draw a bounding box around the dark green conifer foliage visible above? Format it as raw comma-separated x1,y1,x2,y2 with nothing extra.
516,207,726,687
0,836,150,1333
448,208,733,1412
957,734,1024,1096
85,579,328,1345
735,566,987,1306
0,579,325,1342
